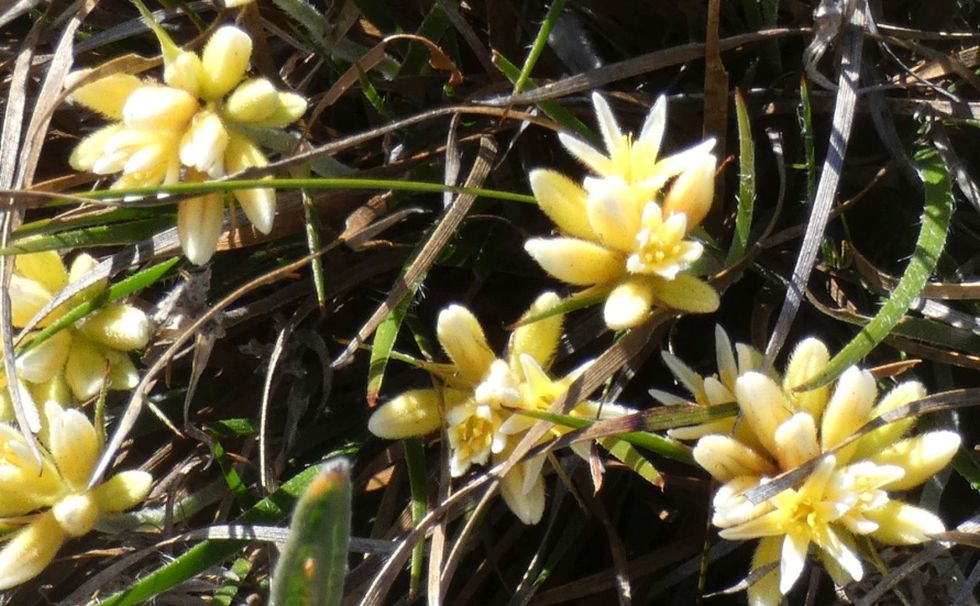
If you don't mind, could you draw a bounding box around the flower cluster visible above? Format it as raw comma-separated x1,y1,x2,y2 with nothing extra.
368,294,629,524
2,251,152,413
675,336,960,604
0,401,151,589
525,94,719,330
67,24,307,265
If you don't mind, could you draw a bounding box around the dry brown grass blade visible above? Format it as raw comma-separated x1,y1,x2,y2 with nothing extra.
849,244,980,301
332,136,497,368
18,0,94,188
480,28,807,106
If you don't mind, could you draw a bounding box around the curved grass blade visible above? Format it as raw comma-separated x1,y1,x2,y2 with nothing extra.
270,459,352,606
726,88,755,263
797,142,953,390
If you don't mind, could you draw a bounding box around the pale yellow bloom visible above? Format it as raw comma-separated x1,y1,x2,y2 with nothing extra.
525,93,719,330
2,252,152,403
67,24,308,265
368,293,630,524
0,402,151,589
689,336,959,604
649,326,763,440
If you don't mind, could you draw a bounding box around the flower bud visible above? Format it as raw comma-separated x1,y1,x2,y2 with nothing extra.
224,78,278,123
200,25,252,101
122,86,199,131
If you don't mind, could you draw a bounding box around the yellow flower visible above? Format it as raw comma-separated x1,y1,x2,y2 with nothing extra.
0,402,151,589
67,24,308,265
524,93,719,330
4,252,152,402
368,293,630,524
649,326,763,440
689,337,959,604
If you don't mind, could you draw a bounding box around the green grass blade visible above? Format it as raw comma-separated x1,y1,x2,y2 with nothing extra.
98,464,324,606
77,177,537,205
798,142,953,390
367,297,411,406
0,216,173,254
493,52,597,144
404,438,428,596
512,0,567,94
270,459,352,606
726,89,755,263
798,75,816,203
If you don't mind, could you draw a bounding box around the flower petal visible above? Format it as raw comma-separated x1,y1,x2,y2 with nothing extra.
866,501,945,545
499,460,545,525
16,329,72,384
178,194,226,265
225,134,275,233
781,337,830,421
67,71,142,119
734,372,794,459
693,434,775,482
525,237,624,286
224,77,279,123
852,381,924,461
584,176,642,251
15,252,68,293
508,292,563,371
636,96,666,161
80,304,152,351
780,530,809,594
368,389,442,439
662,150,716,230
436,305,495,384
820,366,876,459
10,274,52,328
604,276,655,330
252,91,308,127
773,412,820,470
747,536,782,606
650,274,720,314
528,169,597,241
0,511,65,590
871,430,961,491
70,124,124,172
179,110,229,178
45,401,98,491
93,470,153,513
163,49,203,97
122,86,199,131
200,25,252,100
64,335,109,400
591,93,625,159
